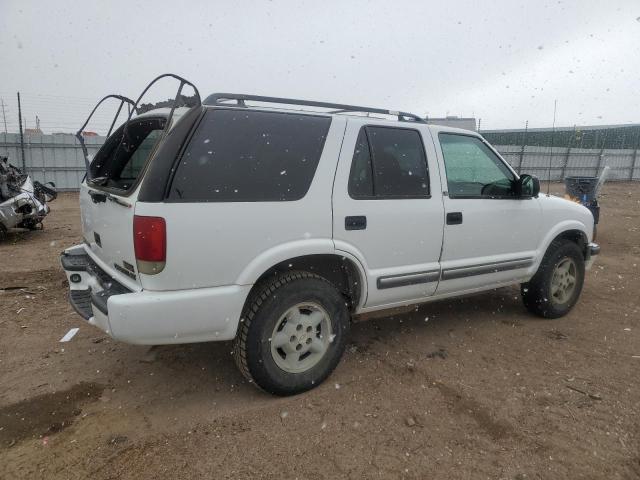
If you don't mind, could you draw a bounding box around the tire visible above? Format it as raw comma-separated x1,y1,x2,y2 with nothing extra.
233,271,350,396
0,223,6,241
22,219,39,231
521,239,585,319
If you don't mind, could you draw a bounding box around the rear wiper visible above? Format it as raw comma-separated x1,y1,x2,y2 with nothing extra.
88,176,109,186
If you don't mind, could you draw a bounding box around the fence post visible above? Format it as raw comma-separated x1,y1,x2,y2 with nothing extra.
518,120,528,174
630,129,640,181
595,150,604,177
561,147,571,179
595,129,608,176
559,125,577,181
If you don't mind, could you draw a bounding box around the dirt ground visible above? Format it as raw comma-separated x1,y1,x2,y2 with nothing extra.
1,184,639,480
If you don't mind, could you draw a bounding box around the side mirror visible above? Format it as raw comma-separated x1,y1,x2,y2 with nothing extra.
517,174,540,198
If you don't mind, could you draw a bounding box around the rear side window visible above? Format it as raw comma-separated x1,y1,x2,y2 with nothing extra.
169,109,331,202
348,126,429,199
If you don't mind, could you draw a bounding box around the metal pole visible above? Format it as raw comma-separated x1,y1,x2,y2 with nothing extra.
0,98,7,133
518,120,528,174
630,129,640,181
561,125,576,180
546,100,557,190
595,129,607,176
17,92,26,171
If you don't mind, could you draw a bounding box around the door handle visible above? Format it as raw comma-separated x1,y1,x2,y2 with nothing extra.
446,212,463,225
345,216,367,230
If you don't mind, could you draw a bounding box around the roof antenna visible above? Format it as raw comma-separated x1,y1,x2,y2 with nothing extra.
546,99,557,195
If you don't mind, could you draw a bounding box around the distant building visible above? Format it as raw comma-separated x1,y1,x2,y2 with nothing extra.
482,123,640,149
425,116,477,131
24,128,43,135
81,131,98,137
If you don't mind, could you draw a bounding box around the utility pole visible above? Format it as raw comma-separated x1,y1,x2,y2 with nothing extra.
546,99,557,190
17,92,26,171
0,98,7,133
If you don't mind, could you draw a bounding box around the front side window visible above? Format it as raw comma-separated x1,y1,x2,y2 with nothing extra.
348,126,429,199
169,109,331,202
439,133,515,198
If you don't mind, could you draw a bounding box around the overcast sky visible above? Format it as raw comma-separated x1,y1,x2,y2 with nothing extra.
1,0,639,133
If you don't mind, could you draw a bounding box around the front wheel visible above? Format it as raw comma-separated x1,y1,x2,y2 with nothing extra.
521,239,585,319
233,271,350,396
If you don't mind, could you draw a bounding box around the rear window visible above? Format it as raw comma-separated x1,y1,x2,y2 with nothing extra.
90,117,165,191
169,109,331,202
348,126,429,199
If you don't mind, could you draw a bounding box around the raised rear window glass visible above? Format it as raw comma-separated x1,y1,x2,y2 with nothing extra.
90,117,165,191
169,109,331,201
348,126,429,198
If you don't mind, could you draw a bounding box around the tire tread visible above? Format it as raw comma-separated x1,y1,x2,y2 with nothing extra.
232,271,335,391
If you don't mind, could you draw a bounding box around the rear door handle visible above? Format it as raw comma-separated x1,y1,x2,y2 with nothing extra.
345,216,367,230
446,212,463,225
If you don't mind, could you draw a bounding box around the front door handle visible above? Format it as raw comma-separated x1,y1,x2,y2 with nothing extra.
345,216,367,230
446,212,463,225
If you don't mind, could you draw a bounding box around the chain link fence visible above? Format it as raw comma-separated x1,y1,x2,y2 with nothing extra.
1,134,638,191
495,145,640,181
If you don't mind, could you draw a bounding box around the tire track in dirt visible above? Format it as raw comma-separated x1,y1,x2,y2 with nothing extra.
0,382,104,449
352,336,519,443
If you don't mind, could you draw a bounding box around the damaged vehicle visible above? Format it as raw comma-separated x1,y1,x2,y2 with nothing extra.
0,156,56,239
61,74,599,396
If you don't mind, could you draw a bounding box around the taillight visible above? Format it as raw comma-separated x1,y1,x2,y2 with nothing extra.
133,215,166,274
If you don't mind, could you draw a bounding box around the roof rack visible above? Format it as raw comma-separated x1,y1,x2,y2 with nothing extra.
203,93,425,123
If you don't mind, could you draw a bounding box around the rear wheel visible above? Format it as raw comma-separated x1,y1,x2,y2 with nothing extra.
233,271,350,396
521,239,585,318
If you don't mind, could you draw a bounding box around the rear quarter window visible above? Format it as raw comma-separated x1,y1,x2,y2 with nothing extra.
169,109,331,202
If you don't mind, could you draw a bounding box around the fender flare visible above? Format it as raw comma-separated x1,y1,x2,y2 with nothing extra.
235,239,369,309
533,220,590,270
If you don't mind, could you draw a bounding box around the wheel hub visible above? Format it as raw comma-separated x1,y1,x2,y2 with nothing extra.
550,257,577,305
270,302,332,374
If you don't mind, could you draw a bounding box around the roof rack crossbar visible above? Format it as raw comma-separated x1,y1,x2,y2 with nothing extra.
203,93,425,123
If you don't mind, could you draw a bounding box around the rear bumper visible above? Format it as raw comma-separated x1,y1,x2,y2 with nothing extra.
61,244,251,345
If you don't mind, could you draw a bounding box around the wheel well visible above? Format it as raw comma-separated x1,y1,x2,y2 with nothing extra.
554,229,588,258
252,254,363,311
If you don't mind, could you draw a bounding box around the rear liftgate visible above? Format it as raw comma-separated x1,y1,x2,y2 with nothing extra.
65,74,201,322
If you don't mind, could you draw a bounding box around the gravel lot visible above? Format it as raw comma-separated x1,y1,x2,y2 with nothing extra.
1,184,639,479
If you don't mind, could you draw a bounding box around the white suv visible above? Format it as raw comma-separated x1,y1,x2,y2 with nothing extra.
62,83,599,395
